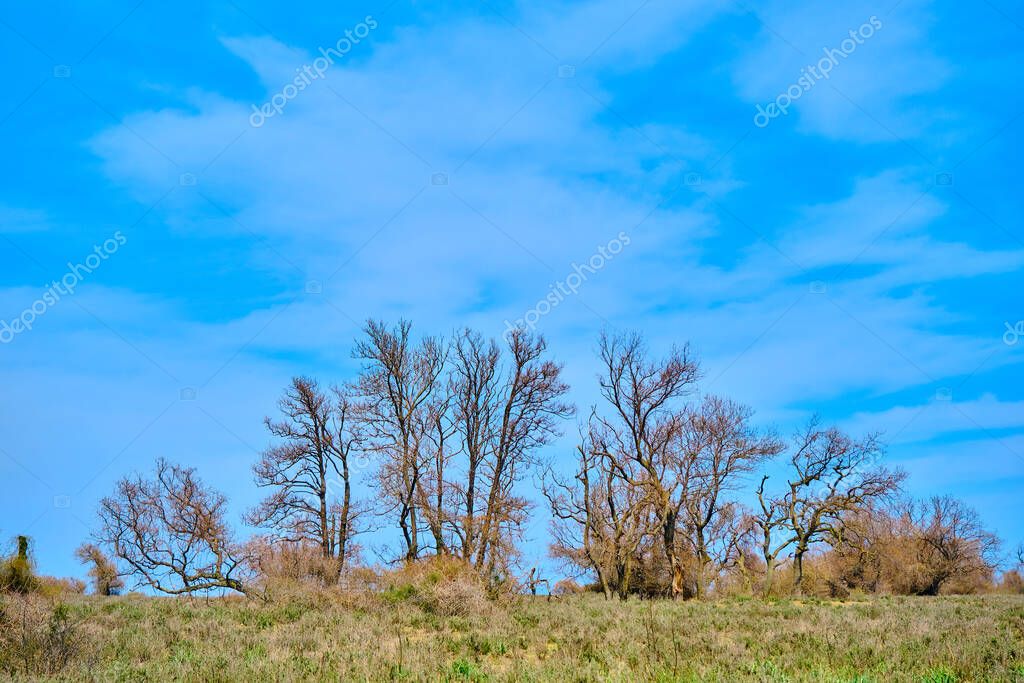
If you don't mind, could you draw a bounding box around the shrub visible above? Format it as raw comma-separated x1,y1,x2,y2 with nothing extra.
0,594,84,677
36,576,86,599
75,543,124,595
0,536,37,594
552,578,583,596
381,556,491,617
1000,570,1024,594
244,537,343,599
426,575,488,617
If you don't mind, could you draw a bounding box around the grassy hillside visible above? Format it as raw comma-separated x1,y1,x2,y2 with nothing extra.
3,592,1023,681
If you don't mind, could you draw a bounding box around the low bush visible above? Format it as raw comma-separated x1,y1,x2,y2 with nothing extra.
0,536,37,594
35,576,86,599
379,556,493,617
1000,570,1024,594
0,594,85,677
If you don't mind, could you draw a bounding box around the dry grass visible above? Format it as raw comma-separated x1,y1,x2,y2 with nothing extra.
2,592,1022,681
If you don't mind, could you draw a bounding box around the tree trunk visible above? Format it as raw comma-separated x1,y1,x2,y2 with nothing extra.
338,462,351,572
432,457,446,555
475,449,507,571
693,524,709,599
695,558,707,600
793,549,805,595
763,556,776,597
318,465,330,559
407,505,419,561
429,518,446,555
400,432,420,562
400,491,419,562
464,459,477,561
662,508,683,599
614,561,630,602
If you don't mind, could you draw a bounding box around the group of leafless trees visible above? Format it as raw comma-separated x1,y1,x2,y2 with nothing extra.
542,334,897,598
543,333,1006,600
345,322,573,573
89,322,572,596
81,322,1013,600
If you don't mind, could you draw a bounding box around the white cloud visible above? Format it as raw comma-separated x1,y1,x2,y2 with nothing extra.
80,13,1022,425
845,393,1024,446
732,0,950,142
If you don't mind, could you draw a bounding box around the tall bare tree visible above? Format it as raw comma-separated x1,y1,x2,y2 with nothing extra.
353,320,446,562
754,474,792,596
471,329,573,576
544,424,650,599
593,331,700,598
758,419,904,594
329,390,363,567
449,330,500,562
674,396,783,597
416,392,457,555
247,377,363,574
96,459,250,595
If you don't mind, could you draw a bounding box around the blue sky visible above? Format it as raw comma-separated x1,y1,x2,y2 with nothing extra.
1,0,1022,581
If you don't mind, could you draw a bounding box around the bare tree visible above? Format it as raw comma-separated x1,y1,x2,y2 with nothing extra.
415,391,457,556
526,567,551,599
96,459,250,595
354,320,446,562
758,419,904,594
74,543,123,595
247,377,363,576
471,329,573,576
908,495,1000,595
448,330,499,562
754,474,792,596
329,389,364,568
592,331,700,598
827,496,1002,596
544,425,651,600
674,396,783,597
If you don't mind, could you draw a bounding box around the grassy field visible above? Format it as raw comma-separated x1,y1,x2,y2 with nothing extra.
3,592,1024,682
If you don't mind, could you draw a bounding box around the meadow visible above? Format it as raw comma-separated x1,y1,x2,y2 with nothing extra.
3,592,1023,682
